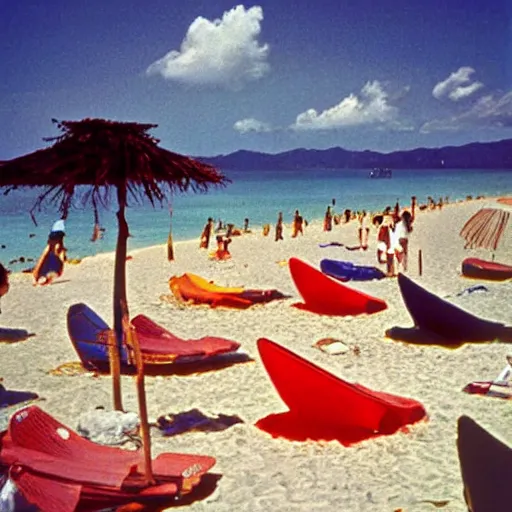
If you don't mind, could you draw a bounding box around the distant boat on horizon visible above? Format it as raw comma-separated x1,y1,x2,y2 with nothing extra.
369,168,392,179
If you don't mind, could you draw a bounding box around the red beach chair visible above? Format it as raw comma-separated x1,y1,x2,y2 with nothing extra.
0,406,217,512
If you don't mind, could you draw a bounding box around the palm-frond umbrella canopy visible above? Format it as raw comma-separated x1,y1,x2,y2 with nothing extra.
0,118,228,484
459,197,512,252
0,118,228,401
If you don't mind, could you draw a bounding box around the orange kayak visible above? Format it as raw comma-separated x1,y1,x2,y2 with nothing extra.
169,273,287,309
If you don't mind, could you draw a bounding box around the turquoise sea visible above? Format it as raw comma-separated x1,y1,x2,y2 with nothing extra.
0,168,511,271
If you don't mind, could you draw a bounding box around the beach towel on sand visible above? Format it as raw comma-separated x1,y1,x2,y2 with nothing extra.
156,409,244,437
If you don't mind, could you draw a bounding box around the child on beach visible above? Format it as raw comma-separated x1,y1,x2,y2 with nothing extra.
210,235,232,260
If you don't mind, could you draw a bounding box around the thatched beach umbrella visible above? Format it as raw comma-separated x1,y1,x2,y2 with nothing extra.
0,116,226,379
0,118,227,478
460,197,512,254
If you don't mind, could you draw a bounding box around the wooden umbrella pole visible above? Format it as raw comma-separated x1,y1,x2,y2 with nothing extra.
112,185,130,411
167,207,175,262
126,323,155,485
107,330,123,412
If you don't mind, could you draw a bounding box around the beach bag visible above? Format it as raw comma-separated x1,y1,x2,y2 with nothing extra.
76,407,141,448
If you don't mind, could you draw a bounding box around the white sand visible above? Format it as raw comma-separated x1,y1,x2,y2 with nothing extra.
1,197,512,511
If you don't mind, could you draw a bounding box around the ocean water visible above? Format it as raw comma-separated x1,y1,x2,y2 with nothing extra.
0,168,510,271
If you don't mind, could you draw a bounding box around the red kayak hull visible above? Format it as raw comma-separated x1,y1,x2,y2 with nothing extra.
462,257,512,281
256,338,426,444
289,257,387,315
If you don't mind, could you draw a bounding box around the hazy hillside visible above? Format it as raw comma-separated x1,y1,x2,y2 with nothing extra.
197,138,512,171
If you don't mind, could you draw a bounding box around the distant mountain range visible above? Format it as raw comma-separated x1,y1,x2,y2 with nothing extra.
198,138,512,171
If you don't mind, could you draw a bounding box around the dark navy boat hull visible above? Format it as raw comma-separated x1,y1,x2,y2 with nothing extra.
397,273,507,342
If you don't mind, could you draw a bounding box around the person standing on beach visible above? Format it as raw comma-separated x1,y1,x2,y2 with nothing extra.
275,212,284,241
394,210,413,272
199,217,214,249
323,206,333,231
292,210,304,237
357,210,370,250
373,214,392,267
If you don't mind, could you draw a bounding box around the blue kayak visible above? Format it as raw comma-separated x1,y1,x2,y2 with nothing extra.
320,259,386,281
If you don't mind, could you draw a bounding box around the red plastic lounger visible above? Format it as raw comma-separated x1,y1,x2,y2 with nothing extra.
288,257,387,316
131,314,240,357
0,406,216,512
255,338,426,445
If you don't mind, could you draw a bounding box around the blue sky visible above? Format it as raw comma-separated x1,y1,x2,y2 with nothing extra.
1,0,511,159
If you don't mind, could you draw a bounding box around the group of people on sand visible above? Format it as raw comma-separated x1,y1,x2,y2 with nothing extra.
196,199,416,274
371,202,414,277
273,210,307,241
199,216,253,260
319,197,416,278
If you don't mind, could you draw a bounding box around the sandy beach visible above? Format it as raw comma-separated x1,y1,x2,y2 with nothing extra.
1,197,512,512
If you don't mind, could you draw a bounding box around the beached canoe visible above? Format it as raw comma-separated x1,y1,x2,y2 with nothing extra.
169,273,286,309
256,338,426,444
320,258,386,281
457,415,511,511
289,257,387,315
67,303,242,372
397,273,510,342
462,257,512,281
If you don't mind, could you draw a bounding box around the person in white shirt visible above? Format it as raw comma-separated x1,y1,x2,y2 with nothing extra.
393,210,413,272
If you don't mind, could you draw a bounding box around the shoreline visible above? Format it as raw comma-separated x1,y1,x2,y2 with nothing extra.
8,194,500,279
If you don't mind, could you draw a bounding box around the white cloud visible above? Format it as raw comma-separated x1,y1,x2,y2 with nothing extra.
146,5,270,89
234,118,272,133
432,67,483,101
421,90,512,133
290,81,406,131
